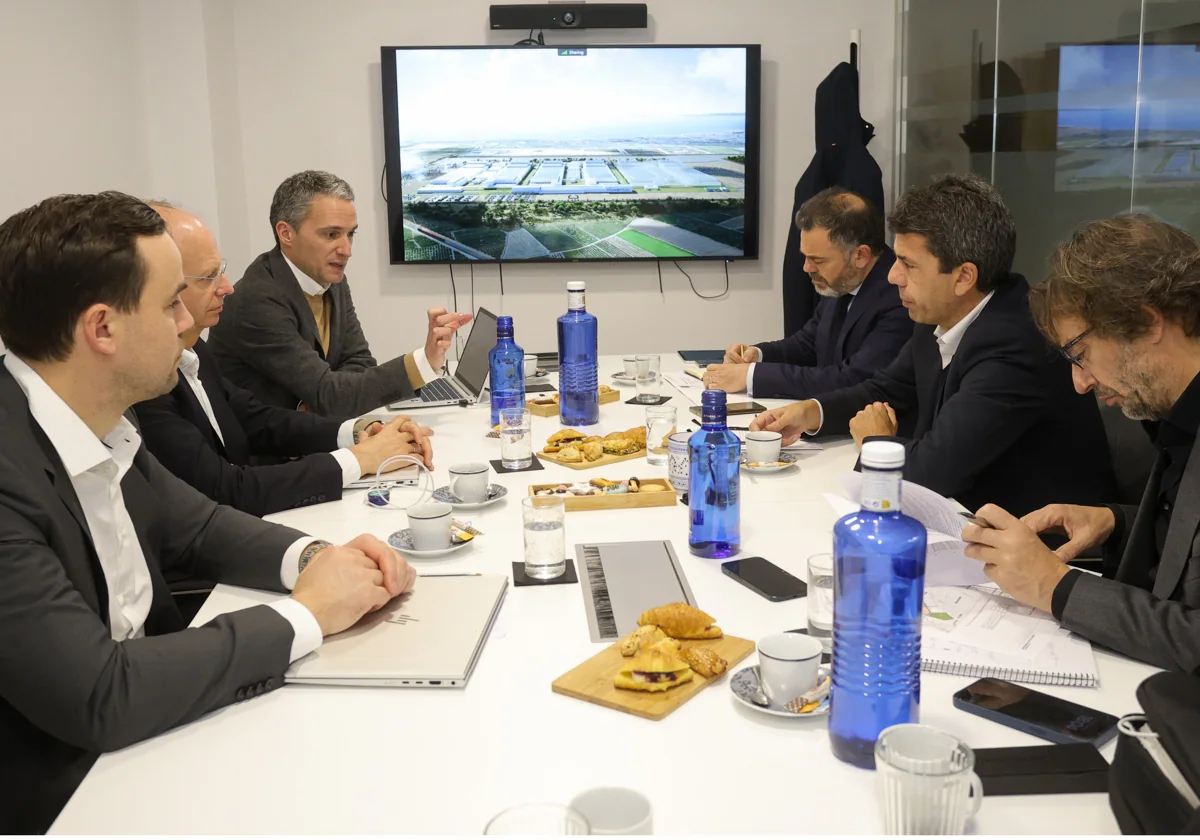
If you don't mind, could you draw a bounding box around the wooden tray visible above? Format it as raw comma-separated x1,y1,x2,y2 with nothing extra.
528,478,676,511
526,389,620,417
552,635,755,721
537,447,646,471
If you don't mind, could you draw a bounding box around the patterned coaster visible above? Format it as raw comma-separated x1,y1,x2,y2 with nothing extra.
489,457,545,474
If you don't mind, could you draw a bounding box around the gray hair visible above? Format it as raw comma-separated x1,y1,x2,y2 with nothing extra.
269,170,355,243
887,173,1016,293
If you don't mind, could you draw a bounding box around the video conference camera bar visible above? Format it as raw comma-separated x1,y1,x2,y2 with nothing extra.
489,3,648,30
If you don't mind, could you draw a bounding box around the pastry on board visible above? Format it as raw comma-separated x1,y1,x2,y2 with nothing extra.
638,603,723,640
601,438,639,455
582,442,604,461
613,648,694,692
557,445,582,463
618,624,668,656
677,647,728,678
548,429,587,444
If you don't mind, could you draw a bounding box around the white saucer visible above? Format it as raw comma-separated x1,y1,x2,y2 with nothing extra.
387,529,475,559
740,452,800,473
730,666,830,718
610,372,636,384
432,484,508,510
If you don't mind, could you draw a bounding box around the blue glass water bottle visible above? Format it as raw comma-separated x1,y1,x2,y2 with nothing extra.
557,280,599,426
829,440,927,768
488,315,524,426
687,389,740,558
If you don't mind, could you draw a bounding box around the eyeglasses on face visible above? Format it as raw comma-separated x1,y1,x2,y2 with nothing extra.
183,258,227,284
1059,328,1092,368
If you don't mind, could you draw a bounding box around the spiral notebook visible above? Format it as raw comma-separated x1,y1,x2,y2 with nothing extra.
921,585,1099,687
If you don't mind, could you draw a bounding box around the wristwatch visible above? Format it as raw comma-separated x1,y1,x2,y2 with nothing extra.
352,419,383,444
297,540,332,575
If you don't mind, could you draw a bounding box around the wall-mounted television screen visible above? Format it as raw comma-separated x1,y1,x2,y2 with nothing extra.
381,45,761,263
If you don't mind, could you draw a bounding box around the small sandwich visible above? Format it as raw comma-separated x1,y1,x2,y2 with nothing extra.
613,648,694,693
548,429,587,445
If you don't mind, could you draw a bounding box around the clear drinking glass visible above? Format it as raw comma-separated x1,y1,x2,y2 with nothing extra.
875,724,983,835
499,407,532,469
623,355,638,378
522,496,566,580
635,354,661,403
807,553,834,654
484,803,590,835
645,405,676,466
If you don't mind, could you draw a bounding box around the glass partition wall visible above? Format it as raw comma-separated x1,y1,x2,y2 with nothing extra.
897,0,1200,281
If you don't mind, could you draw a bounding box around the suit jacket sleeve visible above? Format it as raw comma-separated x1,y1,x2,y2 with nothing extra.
221,375,343,457
135,396,345,518
812,336,922,435
0,450,309,754
1062,568,1200,673
753,305,914,399
235,284,414,417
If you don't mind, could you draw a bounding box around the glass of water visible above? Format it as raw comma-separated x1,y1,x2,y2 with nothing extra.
522,496,566,580
807,553,834,654
485,803,590,835
635,354,661,403
499,407,532,470
645,405,676,466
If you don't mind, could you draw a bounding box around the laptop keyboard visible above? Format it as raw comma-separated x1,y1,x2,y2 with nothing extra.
419,378,463,403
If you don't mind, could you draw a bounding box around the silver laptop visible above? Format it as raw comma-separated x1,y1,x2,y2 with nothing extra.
390,307,497,409
285,574,508,688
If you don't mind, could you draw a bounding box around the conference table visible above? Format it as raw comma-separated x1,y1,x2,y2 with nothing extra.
53,354,1156,834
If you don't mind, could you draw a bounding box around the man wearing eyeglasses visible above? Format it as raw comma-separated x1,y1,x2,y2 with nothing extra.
133,203,433,517
751,174,1115,517
961,215,1200,672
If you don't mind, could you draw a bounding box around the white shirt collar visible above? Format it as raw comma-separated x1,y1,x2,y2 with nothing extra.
282,251,329,296
3,354,140,477
179,347,201,380
847,282,863,297
933,290,995,369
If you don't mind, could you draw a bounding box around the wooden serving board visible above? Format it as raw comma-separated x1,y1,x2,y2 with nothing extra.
528,478,676,511
537,447,646,471
526,389,620,417
552,635,755,721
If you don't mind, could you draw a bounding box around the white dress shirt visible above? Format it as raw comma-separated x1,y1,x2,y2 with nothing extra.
746,283,863,398
807,289,994,434
5,355,322,661
178,347,363,486
282,253,439,383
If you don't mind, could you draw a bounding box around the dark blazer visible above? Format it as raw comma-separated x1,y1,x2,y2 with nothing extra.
1060,442,1200,672
783,61,886,336
208,246,415,416
134,339,348,517
753,247,911,399
814,275,1116,517
0,365,307,834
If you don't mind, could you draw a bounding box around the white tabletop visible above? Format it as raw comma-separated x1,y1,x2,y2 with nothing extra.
52,354,1155,834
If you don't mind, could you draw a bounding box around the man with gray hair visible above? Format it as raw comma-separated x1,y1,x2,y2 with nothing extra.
703,187,911,398
751,173,1115,517
209,170,470,416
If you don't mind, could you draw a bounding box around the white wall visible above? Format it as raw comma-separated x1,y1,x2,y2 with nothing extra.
0,0,897,361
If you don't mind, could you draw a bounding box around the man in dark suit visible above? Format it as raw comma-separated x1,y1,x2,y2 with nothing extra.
135,204,434,517
703,188,911,399
0,192,415,833
751,174,1115,517
963,215,1200,672
207,170,472,416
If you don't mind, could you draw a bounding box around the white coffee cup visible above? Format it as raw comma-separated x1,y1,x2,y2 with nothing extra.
668,431,691,492
406,502,453,550
448,462,490,503
568,787,652,835
524,355,538,379
757,632,823,706
745,430,782,464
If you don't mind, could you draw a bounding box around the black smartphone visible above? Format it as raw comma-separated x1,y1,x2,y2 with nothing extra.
721,557,807,602
953,678,1120,747
690,401,766,418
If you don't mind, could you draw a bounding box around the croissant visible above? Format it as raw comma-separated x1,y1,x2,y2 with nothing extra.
613,648,693,692
638,603,723,640
618,624,667,656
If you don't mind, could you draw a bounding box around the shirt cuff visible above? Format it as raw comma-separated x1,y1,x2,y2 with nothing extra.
806,400,824,436
331,448,363,486
745,362,757,398
337,418,356,448
280,536,316,590
412,345,439,385
1051,568,1084,621
266,598,324,663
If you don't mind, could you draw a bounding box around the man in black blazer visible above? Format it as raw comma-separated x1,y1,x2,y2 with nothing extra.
703,188,912,399
207,170,471,416
135,204,433,517
963,215,1200,672
752,174,1115,517
0,192,414,833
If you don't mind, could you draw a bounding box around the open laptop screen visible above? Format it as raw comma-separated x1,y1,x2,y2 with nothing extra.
454,307,498,397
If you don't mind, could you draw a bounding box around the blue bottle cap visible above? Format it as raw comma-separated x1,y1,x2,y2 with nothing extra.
701,389,727,406
496,315,513,337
